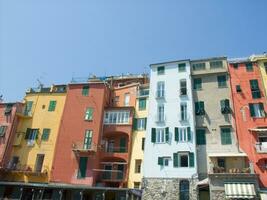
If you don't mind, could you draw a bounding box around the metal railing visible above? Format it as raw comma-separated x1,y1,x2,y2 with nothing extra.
105,146,127,153
255,142,267,153
210,166,251,174
72,141,97,152
5,163,49,174
101,171,125,181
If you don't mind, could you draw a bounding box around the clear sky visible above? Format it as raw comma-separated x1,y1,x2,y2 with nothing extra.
0,0,267,102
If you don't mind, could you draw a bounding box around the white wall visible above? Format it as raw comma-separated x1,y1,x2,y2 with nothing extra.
143,61,197,178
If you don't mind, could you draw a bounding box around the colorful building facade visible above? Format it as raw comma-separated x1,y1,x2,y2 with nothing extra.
0,85,66,199
228,58,267,189
143,60,198,200
128,84,149,189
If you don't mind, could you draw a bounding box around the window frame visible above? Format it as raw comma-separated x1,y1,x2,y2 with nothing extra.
156,81,165,98
157,66,165,75
41,128,50,141
178,63,186,72
82,85,89,96
180,80,187,96
246,63,253,72
85,107,94,121
220,127,232,145
138,98,146,111
48,100,57,112
210,60,223,69
217,75,227,88
193,78,202,90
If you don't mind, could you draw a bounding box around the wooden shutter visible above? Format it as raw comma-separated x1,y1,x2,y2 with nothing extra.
144,118,147,130
165,127,169,142
173,153,178,167
78,157,88,178
151,128,156,143
25,128,31,139
175,127,179,142
158,157,163,165
195,102,199,114
34,154,44,172
249,103,255,117
259,103,265,116
200,101,204,112
189,153,194,167
133,118,138,130
187,127,191,141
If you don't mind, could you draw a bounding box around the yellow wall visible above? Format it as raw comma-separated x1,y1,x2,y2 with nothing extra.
8,91,66,183
128,95,148,189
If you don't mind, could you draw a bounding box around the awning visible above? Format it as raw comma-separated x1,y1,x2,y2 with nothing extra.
225,183,256,199
208,152,247,157
249,128,267,132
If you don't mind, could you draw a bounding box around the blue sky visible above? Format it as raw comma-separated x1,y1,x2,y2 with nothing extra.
0,0,267,102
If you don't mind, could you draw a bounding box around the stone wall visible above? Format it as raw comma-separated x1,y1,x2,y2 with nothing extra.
142,178,198,200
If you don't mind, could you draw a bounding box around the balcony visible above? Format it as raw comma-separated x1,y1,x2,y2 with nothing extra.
255,142,267,153
16,109,32,118
5,164,49,176
101,170,125,182
137,89,149,98
101,146,128,161
72,142,97,155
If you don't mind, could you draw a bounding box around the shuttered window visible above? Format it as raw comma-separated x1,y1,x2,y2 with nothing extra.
82,86,89,96
246,63,253,71
195,101,205,115
151,128,156,143
178,63,186,72
196,129,206,145
250,79,261,99
193,78,202,90
48,100,57,112
85,108,93,121
24,101,33,116
41,128,50,141
174,127,191,142
83,130,92,149
221,128,232,145
77,157,88,178
138,98,146,110
220,99,231,114
217,75,227,88
157,66,165,75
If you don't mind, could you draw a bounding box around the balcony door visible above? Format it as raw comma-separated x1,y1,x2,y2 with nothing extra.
103,165,112,179
117,164,124,180
34,154,44,173
107,140,115,152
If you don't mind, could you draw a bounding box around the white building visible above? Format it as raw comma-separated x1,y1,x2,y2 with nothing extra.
142,60,198,200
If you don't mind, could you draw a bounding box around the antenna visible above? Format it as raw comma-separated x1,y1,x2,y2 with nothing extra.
37,79,44,89
0,95,3,103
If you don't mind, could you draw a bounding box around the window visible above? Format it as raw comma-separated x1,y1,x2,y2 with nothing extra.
233,63,238,69
124,93,130,106
48,100,57,112
217,75,227,88
41,128,50,141
82,85,89,96
264,62,267,73
104,111,130,124
134,182,140,189
138,98,146,110
180,103,187,121
77,157,88,178
25,128,39,146
180,154,189,167
246,63,253,71
193,78,202,90
180,80,187,96
218,158,225,168
85,107,93,121
151,127,169,143
84,130,92,149
134,118,147,131
0,126,7,137
173,152,194,167
156,81,165,98
249,103,265,118
250,79,261,99
24,101,33,116
142,138,145,150
158,157,170,166
220,127,232,145
138,88,149,97
135,159,142,173
210,60,223,69
192,63,205,71
34,154,44,173
4,104,12,115
195,101,205,115
157,66,165,75
178,63,186,72
236,85,242,93
174,127,191,142
196,129,206,145
220,99,231,114
180,180,190,200
8,156,19,170
157,104,165,122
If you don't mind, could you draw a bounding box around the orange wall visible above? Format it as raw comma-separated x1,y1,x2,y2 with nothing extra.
229,62,267,187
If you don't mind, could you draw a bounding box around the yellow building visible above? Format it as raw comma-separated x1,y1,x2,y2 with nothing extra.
4,85,66,183
128,84,149,189
251,54,267,98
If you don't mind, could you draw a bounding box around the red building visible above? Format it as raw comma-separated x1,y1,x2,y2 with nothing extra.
0,102,21,169
229,59,267,188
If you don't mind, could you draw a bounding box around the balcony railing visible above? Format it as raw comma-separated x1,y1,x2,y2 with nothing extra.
16,106,33,118
255,142,267,153
105,146,127,153
72,142,97,153
138,89,149,97
101,170,125,182
210,166,251,174
5,163,49,175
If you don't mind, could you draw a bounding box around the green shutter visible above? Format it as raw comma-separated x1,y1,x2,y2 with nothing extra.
196,129,206,145
24,101,33,116
151,128,156,143
221,128,232,145
158,157,163,165
35,129,39,140
165,127,169,142
175,127,179,142
259,103,265,116
48,100,57,112
25,128,31,139
41,129,50,141
144,118,147,130
200,101,204,111
133,118,138,130
78,157,88,178
173,153,178,167
119,137,126,152
249,104,255,117
187,127,191,141
189,153,194,167
195,102,199,115
220,99,226,110
82,86,89,96
139,98,146,110
84,130,92,149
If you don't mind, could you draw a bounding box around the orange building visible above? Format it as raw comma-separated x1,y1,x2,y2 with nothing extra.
228,58,267,188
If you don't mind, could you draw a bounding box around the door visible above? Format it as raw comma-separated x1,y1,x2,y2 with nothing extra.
117,164,124,180
34,154,44,173
103,165,112,180
107,140,114,152
179,180,189,200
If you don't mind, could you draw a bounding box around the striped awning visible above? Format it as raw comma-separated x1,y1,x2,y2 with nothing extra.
225,183,256,199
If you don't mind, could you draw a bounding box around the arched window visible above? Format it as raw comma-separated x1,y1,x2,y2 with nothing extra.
180,180,190,200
